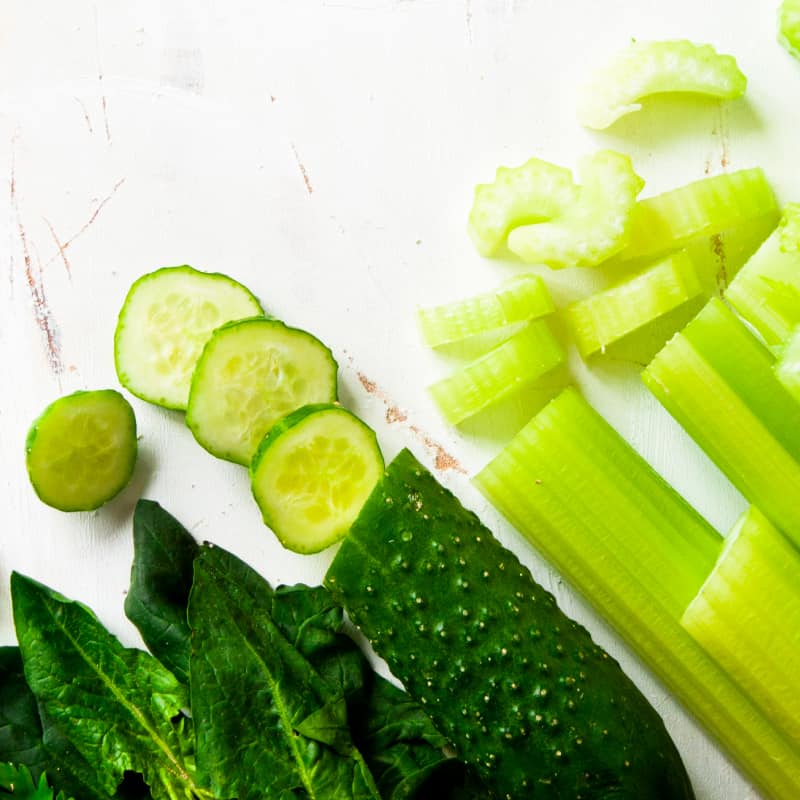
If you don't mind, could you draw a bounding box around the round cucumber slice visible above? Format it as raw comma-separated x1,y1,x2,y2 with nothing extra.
186,317,339,465
114,265,263,410
25,389,138,512
250,404,384,553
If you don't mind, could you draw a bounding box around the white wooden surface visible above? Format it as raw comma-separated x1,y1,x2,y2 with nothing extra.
1,2,798,798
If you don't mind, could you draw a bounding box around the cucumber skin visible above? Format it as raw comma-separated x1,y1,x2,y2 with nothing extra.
325,450,694,800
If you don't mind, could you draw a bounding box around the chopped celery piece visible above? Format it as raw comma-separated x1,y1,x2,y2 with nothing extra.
779,0,800,59
725,204,800,346
474,388,800,800
644,298,800,545
621,169,779,262
417,274,554,347
682,506,800,748
578,40,747,130
776,327,800,401
467,158,579,257
564,251,703,358
428,320,564,425
507,151,644,268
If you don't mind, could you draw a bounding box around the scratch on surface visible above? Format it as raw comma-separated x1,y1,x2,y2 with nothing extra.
8,142,17,296
43,218,72,278
74,97,94,134
291,142,314,194
716,105,730,171
465,0,473,43
94,7,112,143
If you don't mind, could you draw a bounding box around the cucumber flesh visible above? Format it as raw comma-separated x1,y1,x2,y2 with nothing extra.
250,404,384,554
114,265,263,410
186,317,338,465
26,389,137,511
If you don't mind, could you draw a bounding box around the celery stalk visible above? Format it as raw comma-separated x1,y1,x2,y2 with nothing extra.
428,320,563,425
682,506,800,748
725,204,800,347
417,274,554,347
780,0,800,59
776,327,800,401
621,169,779,262
564,251,703,358
474,388,800,800
643,298,800,544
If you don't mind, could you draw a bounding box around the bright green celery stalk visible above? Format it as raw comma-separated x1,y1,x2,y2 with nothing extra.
725,204,800,347
681,506,800,748
643,297,800,544
417,274,554,347
428,320,564,424
621,168,778,262
564,250,702,358
776,327,800,401
780,0,800,59
474,388,800,799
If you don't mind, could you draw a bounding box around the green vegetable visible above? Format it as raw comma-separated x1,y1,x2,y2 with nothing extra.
643,298,800,545
417,275,554,348
681,506,800,749
428,320,564,424
250,403,384,553
507,150,644,267
776,327,800,401
186,317,339,465
0,764,69,800
114,265,263,410
577,40,747,130
564,250,703,358
325,448,695,800
779,0,800,59
473,388,800,800
25,390,137,512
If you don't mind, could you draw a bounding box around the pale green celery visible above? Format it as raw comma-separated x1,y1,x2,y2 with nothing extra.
564,250,702,358
776,327,800,401
474,387,800,800
507,151,644,268
644,298,800,544
779,0,800,59
621,168,779,262
725,204,800,346
578,40,747,130
682,506,800,748
468,158,579,257
428,320,563,424
417,274,554,347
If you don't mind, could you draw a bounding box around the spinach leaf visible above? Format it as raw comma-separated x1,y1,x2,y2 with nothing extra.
10,572,206,800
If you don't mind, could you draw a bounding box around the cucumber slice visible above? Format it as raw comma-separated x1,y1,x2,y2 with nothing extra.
114,266,263,410
25,389,137,511
186,317,339,465
250,404,384,553
780,0,800,60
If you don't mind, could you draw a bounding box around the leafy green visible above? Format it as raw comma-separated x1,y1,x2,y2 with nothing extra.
0,763,69,800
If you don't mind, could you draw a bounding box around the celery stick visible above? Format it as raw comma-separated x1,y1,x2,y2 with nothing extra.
621,169,779,262
578,40,747,131
776,327,800,401
725,204,800,347
644,298,800,544
428,321,564,425
779,0,800,59
474,388,800,800
564,251,703,358
468,158,579,257
507,150,644,268
417,274,554,348
682,506,800,748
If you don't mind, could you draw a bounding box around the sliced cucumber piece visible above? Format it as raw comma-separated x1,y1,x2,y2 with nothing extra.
250,404,384,553
26,389,137,511
186,317,339,465
114,265,263,410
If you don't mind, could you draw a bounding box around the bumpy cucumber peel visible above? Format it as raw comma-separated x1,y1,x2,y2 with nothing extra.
325,449,695,800
780,0,800,60
578,40,747,130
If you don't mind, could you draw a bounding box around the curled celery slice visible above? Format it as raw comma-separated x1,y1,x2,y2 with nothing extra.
682,506,800,749
565,251,702,358
776,327,800,401
725,204,800,347
578,40,747,130
507,150,644,268
467,158,578,257
417,274,554,347
779,0,800,59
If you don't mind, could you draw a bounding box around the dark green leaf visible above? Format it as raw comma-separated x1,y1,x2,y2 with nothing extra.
0,649,46,777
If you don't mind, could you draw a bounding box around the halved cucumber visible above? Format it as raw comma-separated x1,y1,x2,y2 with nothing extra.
25,389,137,511
186,317,339,465
114,265,263,410
250,404,384,553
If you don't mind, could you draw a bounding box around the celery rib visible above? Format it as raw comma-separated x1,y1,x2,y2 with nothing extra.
564,251,703,358
780,0,800,59
474,388,800,800
578,40,747,131
776,327,800,401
